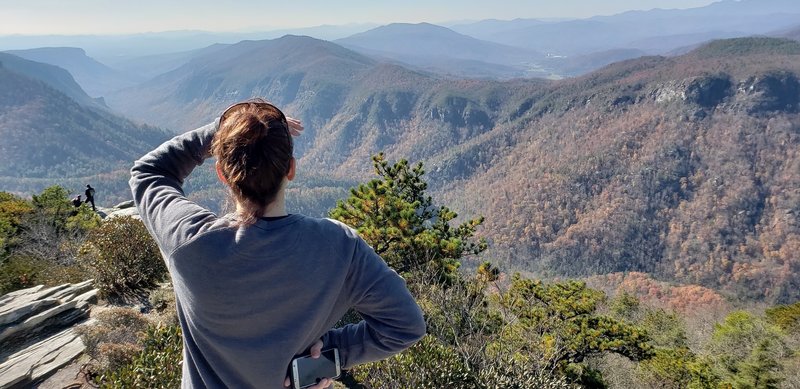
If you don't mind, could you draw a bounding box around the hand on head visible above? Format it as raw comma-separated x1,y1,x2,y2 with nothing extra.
286,117,304,137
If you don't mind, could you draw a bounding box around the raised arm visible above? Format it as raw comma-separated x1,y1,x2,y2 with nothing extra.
129,121,220,256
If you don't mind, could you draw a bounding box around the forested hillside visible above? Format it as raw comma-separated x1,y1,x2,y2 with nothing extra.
448,37,800,303
0,52,100,107
0,64,168,181
5,47,138,97
107,36,800,303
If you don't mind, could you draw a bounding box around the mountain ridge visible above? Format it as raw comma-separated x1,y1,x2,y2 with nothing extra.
107,35,377,133
4,47,138,97
103,35,800,303
450,0,800,55
0,52,101,108
336,23,545,79
0,66,168,180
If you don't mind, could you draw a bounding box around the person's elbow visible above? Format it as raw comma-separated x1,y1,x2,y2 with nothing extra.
382,302,427,352
405,303,427,345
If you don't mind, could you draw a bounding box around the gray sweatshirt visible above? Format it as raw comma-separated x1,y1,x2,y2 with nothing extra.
129,121,426,388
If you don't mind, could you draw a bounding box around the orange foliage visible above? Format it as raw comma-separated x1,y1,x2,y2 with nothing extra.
586,272,730,315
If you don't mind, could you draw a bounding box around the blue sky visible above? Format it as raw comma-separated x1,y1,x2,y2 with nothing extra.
0,0,719,35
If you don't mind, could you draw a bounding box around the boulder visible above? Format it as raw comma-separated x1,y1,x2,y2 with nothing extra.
0,299,59,327
737,71,800,114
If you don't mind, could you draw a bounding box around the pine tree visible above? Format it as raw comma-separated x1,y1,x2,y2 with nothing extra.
732,340,783,389
330,153,486,282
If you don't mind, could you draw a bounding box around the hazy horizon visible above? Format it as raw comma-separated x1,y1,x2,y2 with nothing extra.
1,0,719,36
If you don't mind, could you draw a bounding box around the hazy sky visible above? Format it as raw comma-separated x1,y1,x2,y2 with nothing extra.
1,0,720,35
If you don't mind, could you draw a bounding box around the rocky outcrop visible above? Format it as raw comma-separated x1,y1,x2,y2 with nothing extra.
97,199,139,220
0,327,86,389
736,71,800,114
685,74,733,108
653,74,734,108
651,71,800,115
430,96,493,130
0,281,98,388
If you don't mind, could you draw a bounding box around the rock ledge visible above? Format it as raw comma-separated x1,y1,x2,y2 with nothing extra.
0,281,98,389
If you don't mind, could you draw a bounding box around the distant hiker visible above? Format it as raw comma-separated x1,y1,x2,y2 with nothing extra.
84,184,96,211
71,195,82,208
130,99,425,388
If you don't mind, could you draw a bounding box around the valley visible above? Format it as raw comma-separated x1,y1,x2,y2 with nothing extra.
1,0,799,306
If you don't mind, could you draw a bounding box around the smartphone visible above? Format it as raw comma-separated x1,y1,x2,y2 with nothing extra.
291,348,341,389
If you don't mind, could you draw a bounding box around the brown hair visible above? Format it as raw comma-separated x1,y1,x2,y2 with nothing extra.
211,99,293,226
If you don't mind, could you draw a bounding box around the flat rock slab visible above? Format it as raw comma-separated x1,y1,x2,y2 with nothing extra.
105,207,140,220
0,327,86,389
1,282,97,346
0,282,98,388
0,299,59,327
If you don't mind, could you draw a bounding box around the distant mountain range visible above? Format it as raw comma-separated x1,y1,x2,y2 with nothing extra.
0,52,101,108
105,34,800,304
336,23,545,79
2,0,800,303
101,44,230,81
0,25,378,59
450,0,800,55
328,0,800,79
2,0,797,84
106,35,378,135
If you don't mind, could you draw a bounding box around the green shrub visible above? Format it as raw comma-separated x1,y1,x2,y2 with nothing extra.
765,302,800,334
78,307,183,388
79,216,166,297
77,307,151,372
477,357,574,389
0,254,86,295
330,154,486,283
351,335,478,389
0,191,32,260
148,284,178,326
637,348,702,389
351,334,573,389
97,324,183,389
0,255,45,294
707,311,791,388
96,342,144,375
0,186,98,295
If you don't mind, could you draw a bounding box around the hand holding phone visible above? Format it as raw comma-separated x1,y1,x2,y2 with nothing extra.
291,348,341,389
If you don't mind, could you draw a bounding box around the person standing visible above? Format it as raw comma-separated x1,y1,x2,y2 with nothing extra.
129,99,426,388
84,184,96,211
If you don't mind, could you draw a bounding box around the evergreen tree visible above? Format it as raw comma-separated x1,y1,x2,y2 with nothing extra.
498,275,653,384
707,311,791,389
330,153,486,282
765,302,800,334
731,340,784,389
